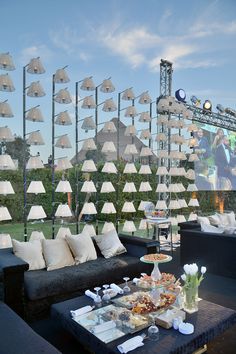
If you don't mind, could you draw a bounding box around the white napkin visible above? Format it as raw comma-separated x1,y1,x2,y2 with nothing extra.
70,305,94,318
117,336,144,353
132,277,140,284
110,283,124,294
93,320,116,334
85,290,97,300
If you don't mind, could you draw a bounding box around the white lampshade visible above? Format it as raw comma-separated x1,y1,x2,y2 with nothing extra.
27,131,45,146
124,106,138,117
102,121,117,133
56,227,72,239
187,123,198,132
0,74,15,92
139,219,152,230
29,231,45,241
186,169,196,180
176,119,186,129
26,156,44,170
122,88,135,100
0,154,16,170
140,147,152,157
81,202,97,215
178,199,188,208
188,198,200,207
0,52,15,70
81,160,97,172
157,115,168,124
169,217,178,226
124,144,138,155
100,181,115,193
55,204,73,218
124,125,137,137
168,184,180,193
177,183,186,192
27,205,46,220
157,150,168,158
54,88,72,104
169,151,180,159
0,234,12,249
168,200,181,210
102,98,117,112
167,119,178,129
188,138,198,148
81,116,96,131
100,79,115,93
176,214,187,223
122,202,136,213
139,111,151,122
27,57,45,74
27,81,45,97
139,164,152,174
0,101,14,118
123,163,137,174
187,184,198,192
102,162,117,174
155,200,168,210
102,222,116,234
139,91,152,104
81,96,96,109
56,157,73,171
169,167,179,176
178,167,187,175
54,68,70,83
139,182,152,192
123,182,137,193
140,129,152,140
0,181,14,195
123,220,136,232
156,166,168,175
188,153,199,162
55,111,72,125
82,224,96,237
183,109,193,120
101,141,116,153
81,180,97,193
101,202,116,214
26,107,44,122
0,126,14,142
27,181,45,194
55,180,72,193
188,213,198,221
82,138,96,151
55,135,72,149
0,206,12,221
156,183,168,193
80,77,95,91
138,201,150,211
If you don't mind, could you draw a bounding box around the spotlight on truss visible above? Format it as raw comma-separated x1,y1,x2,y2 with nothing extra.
203,100,212,112
190,95,201,106
216,104,225,114
225,107,236,117
175,89,186,102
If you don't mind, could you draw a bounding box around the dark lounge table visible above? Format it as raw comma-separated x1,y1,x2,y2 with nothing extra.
51,293,236,354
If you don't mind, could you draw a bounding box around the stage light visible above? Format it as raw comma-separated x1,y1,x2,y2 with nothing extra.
203,100,212,111
225,107,236,117
216,104,225,114
175,89,186,102
190,96,201,106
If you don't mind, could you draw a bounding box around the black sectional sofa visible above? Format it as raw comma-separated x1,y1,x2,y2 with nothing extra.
178,221,236,279
0,234,158,321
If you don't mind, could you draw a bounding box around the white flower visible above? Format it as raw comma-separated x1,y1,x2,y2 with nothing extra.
181,274,186,281
190,263,198,275
183,264,191,274
201,266,207,274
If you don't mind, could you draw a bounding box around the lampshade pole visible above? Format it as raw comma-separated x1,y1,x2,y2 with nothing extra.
95,86,99,235
116,92,121,233
51,74,55,238
23,65,27,241
131,98,135,236
75,81,79,233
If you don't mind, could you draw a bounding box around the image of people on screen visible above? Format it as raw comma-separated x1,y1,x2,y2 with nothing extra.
195,161,214,190
195,128,211,159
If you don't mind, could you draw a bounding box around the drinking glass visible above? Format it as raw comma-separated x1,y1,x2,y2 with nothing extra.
123,277,131,293
102,284,111,304
94,287,102,307
148,314,159,341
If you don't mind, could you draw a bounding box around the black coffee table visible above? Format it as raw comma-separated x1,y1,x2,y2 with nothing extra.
51,290,236,354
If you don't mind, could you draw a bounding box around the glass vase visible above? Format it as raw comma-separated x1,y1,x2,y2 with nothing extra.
183,286,199,314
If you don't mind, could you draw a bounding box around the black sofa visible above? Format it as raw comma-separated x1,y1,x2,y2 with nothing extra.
0,301,61,354
0,234,158,321
178,221,236,279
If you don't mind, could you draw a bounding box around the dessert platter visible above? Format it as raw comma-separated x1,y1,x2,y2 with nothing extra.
140,253,172,281
137,273,176,289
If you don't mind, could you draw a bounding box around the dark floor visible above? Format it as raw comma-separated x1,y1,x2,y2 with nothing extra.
30,248,236,354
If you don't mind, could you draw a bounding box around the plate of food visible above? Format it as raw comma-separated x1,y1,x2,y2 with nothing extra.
137,273,176,289
131,292,176,315
140,253,172,264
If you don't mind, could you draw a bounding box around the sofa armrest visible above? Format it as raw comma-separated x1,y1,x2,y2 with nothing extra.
119,234,158,258
0,248,29,317
178,221,200,231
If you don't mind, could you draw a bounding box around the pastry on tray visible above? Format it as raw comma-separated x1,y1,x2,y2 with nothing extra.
138,273,176,288
143,253,168,262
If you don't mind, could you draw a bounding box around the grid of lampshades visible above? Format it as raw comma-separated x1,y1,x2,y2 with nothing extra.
0,53,16,247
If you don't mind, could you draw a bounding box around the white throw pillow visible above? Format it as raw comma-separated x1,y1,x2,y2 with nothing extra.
66,233,97,264
200,222,224,234
94,230,127,259
208,214,221,226
42,239,75,271
226,211,236,226
216,213,230,226
221,226,236,235
12,239,46,270
197,216,210,225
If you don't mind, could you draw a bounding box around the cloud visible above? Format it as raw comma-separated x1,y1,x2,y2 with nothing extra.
49,26,86,57
19,45,53,64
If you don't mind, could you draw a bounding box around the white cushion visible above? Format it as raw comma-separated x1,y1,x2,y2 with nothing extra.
197,216,210,225
226,211,236,226
12,239,46,270
0,234,12,248
208,214,221,226
94,230,127,259
42,239,75,271
200,222,224,234
66,233,97,264
216,213,229,226
221,226,236,234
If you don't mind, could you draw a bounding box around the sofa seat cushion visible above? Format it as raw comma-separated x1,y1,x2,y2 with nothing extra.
24,254,149,301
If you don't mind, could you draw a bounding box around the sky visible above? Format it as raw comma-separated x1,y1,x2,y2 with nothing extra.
1,0,236,162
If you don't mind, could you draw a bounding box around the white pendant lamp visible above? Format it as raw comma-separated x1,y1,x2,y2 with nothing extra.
122,88,135,100
156,166,168,175
81,202,97,215
102,121,117,133
81,181,97,193
81,116,96,132
55,111,72,125
102,98,117,112
123,163,137,174
101,202,116,214
82,138,96,151
55,134,72,149
124,106,138,117
168,167,179,176
139,182,152,192
27,181,45,194
139,219,152,230
140,147,152,157
0,181,15,195
178,199,188,208
122,202,136,213
124,125,137,137
123,220,136,232
186,169,196,180
155,200,168,210
26,156,44,170
27,131,45,145
55,180,72,193
0,154,16,170
81,160,97,172
102,162,117,174
0,234,12,249
102,222,116,234
139,164,152,175
140,129,152,140
100,181,115,193
27,205,46,220
0,52,15,70
168,184,180,193
54,88,72,104
27,57,45,74
123,182,137,193
82,224,96,237
156,115,168,125
156,183,168,193
26,107,44,122
55,204,72,218
139,91,152,104
0,126,14,142
169,217,178,226
187,184,198,192
101,141,116,153
100,78,115,93
29,231,45,242
80,77,95,91
157,150,168,159
168,200,181,210
81,96,96,109
56,157,73,171
0,101,14,118
0,74,15,92
54,68,70,83
188,198,200,207
139,111,151,122
0,206,12,221
178,167,187,176
124,144,138,155
188,213,198,221
56,227,72,239
177,183,186,192
138,201,150,211
188,153,199,162
27,81,45,97
187,123,198,132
